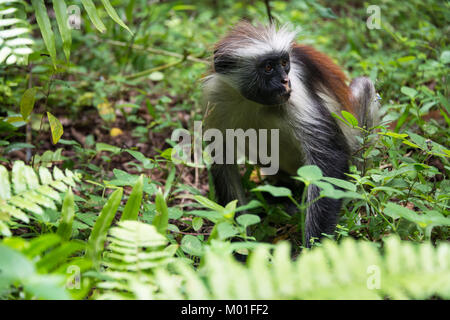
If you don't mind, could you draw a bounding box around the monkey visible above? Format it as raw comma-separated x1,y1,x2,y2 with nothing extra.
202,21,379,247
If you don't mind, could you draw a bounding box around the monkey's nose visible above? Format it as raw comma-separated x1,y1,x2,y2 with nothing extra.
281,79,291,92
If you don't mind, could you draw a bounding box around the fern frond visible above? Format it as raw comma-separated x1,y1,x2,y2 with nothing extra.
0,1,34,65
155,237,450,300
0,161,81,235
96,221,177,300
95,222,450,300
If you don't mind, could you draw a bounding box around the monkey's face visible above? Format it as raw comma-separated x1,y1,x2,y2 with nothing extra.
240,53,291,105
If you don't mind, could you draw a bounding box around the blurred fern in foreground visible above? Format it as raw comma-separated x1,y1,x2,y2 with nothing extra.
96,221,450,300
0,160,81,236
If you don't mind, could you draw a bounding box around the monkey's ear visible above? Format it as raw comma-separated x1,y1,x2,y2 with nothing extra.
213,53,237,74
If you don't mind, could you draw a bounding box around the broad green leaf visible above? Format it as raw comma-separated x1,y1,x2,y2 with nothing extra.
181,235,203,256
20,87,37,120
321,177,356,191
440,50,450,64
81,0,106,33
57,187,75,241
52,0,71,61
87,188,123,264
194,195,225,213
236,214,261,228
153,189,169,235
342,110,358,127
47,112,63,144
36,240,85,272
192,217,203,231
121,174,144,221
251,185,292,197
100,0,132,34
297,165,323,182
400,86,418,99
96,142,121,154
0,244,35,281
217,221,239,240
223,199,237,219
149,71,164,81
236,200,263,212
23,234,61,257
31,0,57,68
384,203,450,229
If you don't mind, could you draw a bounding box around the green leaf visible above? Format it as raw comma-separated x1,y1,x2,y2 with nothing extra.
100,0,132,34
401,86,418,99
251,185,292,197
87,188,123,264
4,142,34,154
192,217,203,231
120,174,143,221
236,214,261,228
217,221,239,240
153,189,169,235
341,110,358,127
20,87,37,120
0,243,35,281
56,187,75,241
440,50,450,64
149,71,164,81
181,235,203,256
321,177,356,191
96,142,121,154
384,203,450,229
296,165,323,182
35,240,85,272
194,195,225,213
47,112,63,144
378,131,409,139
223,199,237,219
52,0,71,61
31,0,57,68
81,0,106,33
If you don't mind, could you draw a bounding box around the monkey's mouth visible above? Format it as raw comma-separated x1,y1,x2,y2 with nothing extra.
279,88,291,101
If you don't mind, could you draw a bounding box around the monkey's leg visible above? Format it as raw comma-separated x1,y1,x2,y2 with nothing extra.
211,164,247,206
349,77,379,130
298,102,351,247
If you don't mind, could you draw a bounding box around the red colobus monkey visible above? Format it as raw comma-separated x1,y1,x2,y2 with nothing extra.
202,21,379,246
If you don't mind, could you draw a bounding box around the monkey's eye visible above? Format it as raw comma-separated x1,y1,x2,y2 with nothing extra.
264,64,273,73
281,59,287,67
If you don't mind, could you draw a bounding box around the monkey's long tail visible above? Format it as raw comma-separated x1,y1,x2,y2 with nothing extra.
349,76,380,131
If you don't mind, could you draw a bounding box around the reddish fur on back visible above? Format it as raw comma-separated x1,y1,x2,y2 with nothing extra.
293,44,353,113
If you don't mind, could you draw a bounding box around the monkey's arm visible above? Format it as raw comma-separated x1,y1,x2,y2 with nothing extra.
211,164,247,207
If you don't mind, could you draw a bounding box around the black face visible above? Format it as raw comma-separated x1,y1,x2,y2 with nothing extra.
240,53,291,105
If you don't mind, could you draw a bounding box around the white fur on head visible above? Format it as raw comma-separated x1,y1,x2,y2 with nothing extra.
234,23,297,58
215,21,297,60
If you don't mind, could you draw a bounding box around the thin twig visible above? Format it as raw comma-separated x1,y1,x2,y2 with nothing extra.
104,39,209,65
124,59,184,80
264,0,273,24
